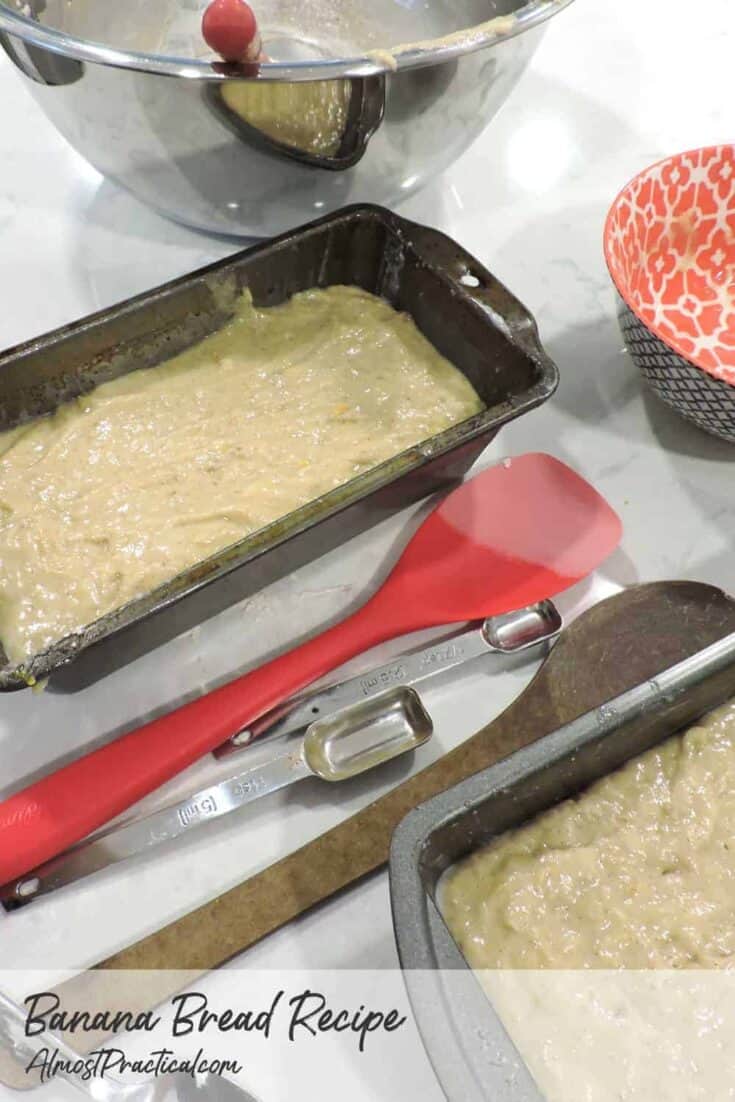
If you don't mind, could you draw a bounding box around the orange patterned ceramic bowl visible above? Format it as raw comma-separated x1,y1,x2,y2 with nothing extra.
604,145,735,441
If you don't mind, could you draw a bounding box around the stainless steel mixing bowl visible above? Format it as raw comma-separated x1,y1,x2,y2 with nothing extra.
0,0,573,236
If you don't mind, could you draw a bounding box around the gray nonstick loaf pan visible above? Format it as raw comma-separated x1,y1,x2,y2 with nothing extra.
389,631,735,1102
0,204,558,689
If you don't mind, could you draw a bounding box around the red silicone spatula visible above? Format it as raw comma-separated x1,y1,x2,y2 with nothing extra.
0,454,621,883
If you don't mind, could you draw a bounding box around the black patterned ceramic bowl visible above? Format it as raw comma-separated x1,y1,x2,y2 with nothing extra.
617,298,735,441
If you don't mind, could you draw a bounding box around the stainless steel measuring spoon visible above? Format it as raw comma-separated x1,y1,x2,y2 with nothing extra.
223,600,563,754
3,686,432,906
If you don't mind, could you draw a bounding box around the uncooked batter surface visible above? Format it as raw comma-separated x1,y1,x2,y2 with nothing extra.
443,700,735,970
0,285,482,662
220,80,351,157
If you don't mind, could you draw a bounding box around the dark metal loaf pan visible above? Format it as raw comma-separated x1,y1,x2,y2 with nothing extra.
389,632,735,1102
0,204,558,689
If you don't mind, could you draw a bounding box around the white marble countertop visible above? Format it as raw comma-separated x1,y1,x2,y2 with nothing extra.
0,0,734,1041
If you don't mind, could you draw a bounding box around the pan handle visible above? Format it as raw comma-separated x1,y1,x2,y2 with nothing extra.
394,214,557,373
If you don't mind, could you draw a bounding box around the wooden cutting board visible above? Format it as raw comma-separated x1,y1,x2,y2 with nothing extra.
3,581,735,1089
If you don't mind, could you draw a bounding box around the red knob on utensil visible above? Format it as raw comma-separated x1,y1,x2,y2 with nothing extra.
202,0,261,62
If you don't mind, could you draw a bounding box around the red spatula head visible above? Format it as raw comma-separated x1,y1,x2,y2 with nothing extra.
372,453,622,633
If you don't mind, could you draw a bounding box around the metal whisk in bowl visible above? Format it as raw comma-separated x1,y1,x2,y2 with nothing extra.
0,0,574,236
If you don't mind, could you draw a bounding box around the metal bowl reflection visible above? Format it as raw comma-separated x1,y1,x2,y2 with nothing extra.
0,0,574,236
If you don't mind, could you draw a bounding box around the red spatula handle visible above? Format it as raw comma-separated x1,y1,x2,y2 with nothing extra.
0,595,399,885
